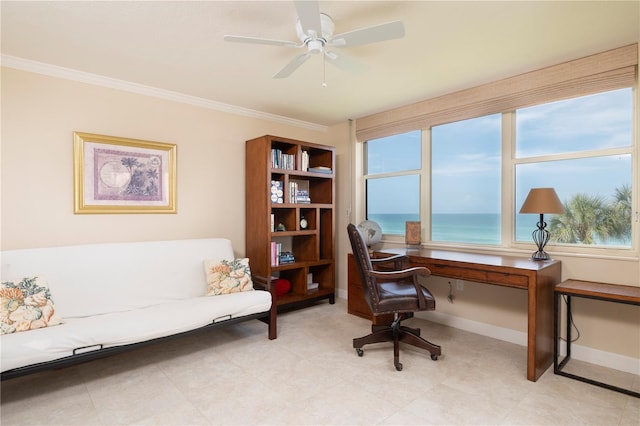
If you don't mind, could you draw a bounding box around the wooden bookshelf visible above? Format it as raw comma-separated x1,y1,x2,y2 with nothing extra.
245,135,335,310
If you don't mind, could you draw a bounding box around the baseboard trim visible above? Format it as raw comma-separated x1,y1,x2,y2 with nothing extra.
415,310,639,375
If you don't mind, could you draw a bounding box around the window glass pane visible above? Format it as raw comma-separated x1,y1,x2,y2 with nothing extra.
366,175,420,235
431,114,502,244
515,155,632,247
365,130,421,175
516,88,633,158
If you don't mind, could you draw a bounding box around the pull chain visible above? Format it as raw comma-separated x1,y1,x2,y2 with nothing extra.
322,53,327,88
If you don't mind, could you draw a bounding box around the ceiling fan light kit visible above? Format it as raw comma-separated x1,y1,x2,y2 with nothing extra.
223,0,405,80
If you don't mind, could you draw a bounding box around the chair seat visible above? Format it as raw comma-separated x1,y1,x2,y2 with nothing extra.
378,282,436,312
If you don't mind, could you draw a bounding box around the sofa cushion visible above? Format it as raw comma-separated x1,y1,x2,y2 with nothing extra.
0,276,63,335
204,258,254,296
0,290,271,372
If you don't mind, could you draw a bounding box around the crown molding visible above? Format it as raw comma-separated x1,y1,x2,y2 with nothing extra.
1,55,328,132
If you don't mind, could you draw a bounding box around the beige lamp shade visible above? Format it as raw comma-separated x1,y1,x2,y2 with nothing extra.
519,188,565,214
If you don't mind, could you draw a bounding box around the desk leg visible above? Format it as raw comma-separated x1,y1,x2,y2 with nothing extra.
555,293,571,372
566,296,572,360
554,294,639,398
529,275,555,382
554,292,559,372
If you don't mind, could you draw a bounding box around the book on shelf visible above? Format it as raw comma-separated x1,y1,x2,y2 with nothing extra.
308,166,332,174
279,251,295,264
289,180,310,203
295,190,311,204
270,214,274,232
271,148,295,170
301,150,309,172
270,180,283,204
270,241,282,267
306,273,318,290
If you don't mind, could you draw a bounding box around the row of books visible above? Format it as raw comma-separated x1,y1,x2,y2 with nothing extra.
272,149,332,174
272,180,312,204
270,242,282,266
289,181,310,203
271,148,295,170
270,242,296,266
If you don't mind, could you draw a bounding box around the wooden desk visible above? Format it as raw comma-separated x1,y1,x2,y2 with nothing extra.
347,248,561,382
554,279,640,398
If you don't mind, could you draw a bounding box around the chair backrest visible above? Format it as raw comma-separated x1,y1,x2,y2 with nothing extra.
347,223,380,313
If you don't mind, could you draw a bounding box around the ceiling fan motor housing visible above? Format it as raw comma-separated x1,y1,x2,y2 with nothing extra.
296,13,335,54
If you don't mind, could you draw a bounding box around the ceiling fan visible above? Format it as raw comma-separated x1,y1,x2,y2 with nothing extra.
223,0,405,79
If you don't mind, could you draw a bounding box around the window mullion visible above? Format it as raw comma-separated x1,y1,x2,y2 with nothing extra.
502,112,515,246
423,128,431,242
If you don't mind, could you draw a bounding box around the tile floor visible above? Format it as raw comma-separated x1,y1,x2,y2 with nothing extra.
1,299,638,425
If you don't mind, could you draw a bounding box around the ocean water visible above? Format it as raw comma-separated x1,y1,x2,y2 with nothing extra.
367,213,630,246
368,213,503,245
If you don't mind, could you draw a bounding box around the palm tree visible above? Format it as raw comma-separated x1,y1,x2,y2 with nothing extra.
549,186,632,245
549,193,613,244
610,184,632,243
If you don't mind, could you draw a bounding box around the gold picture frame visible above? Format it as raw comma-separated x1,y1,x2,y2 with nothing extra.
73,132,177,214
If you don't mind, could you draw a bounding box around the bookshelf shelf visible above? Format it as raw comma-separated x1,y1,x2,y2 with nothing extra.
246,135,335,310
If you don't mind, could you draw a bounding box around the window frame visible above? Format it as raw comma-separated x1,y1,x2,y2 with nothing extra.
360,87,638,258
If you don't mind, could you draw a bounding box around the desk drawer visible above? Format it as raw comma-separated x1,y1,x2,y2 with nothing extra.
428,263,487,282
487,271,528,288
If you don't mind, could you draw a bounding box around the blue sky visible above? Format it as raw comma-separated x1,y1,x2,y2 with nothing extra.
366,88,633,215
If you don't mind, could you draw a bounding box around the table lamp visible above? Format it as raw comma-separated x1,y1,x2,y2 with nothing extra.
519,188,565,260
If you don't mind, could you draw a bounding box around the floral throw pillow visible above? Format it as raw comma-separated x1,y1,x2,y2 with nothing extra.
0,276,63,335
204,258,254,296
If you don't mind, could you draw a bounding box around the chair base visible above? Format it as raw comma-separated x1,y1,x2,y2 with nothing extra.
353,315,441,371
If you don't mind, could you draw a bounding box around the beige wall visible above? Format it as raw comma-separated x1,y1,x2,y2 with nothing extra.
2,66,637,368
0,67,343,252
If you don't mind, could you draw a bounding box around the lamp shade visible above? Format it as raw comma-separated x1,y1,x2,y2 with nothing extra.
519,188,565,214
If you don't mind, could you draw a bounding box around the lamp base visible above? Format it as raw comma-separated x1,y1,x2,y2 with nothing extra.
530,214,552,261
530,250,551,261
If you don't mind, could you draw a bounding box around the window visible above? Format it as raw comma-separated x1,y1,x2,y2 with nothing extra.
357,45,637,254
514,89,633,248
431,114,502,244
364,131,421,234
362,89,635,253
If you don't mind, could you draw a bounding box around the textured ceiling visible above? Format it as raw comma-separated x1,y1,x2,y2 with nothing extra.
2,1,638,127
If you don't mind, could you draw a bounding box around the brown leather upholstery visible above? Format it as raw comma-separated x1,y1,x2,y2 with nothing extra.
347,223,441,370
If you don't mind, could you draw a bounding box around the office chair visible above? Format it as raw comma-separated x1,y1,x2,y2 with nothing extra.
347,223,441,371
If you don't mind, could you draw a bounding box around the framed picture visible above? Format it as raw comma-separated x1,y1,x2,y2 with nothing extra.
73,132,177,214
405,221,421,246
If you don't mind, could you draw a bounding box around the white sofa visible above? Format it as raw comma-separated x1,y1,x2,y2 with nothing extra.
0,238,276,379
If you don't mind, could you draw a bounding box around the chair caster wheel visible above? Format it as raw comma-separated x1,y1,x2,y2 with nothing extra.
395,363,403,371
356,348,364,357
431,354,438,361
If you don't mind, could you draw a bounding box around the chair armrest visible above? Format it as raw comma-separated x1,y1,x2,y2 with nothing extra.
367,267,429,281
370,254,409,270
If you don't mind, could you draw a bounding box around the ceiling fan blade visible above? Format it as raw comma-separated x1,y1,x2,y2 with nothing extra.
294,0,322,37
330,21,405,47
273,53,311,78
324,50,367,73
224,35,300,48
